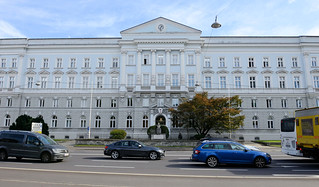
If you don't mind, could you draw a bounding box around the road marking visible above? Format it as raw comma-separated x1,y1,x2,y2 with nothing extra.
273,174,319,178
91,160,150,163
180,168,248,172
75,165,135,169
3,162,32,165
0,178,116,186
70,153,102,156
293,170,319,172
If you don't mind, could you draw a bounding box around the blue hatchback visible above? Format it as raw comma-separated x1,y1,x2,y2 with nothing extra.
191,141,271,168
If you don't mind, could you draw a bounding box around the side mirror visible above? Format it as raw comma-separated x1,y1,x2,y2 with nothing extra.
138,144,142,148
244,149,249,152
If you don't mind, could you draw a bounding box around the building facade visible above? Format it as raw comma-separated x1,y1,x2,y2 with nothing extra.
1,17,319,140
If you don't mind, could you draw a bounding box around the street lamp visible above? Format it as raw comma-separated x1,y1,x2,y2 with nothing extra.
211,16,221,29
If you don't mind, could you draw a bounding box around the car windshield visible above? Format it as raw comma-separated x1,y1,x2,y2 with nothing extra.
38,135,58,145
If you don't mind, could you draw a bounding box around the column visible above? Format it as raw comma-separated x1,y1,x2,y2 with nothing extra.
120,50,127,92
180,50,185,88
136,50,142,90
195,50,201,86
151,50,156,88
165,49,171,89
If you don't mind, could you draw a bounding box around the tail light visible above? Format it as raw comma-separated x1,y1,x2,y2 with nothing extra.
194,150,200,154
105,146,108,149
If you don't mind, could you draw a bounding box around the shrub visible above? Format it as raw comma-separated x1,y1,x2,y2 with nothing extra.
147,125,169,139
110,129,127,139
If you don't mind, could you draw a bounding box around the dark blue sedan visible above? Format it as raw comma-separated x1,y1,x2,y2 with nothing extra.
191,141,271,168
104,140,165,160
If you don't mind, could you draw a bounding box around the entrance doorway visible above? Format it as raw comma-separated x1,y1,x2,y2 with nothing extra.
155,115,166,126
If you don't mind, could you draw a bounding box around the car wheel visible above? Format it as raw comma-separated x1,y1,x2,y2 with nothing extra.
111,151,120,159
41,152,51,163
0,150,8,161
206,156,218,168
149,151,158,160
254,157,266,168
16,157,23,161
57,159,63,162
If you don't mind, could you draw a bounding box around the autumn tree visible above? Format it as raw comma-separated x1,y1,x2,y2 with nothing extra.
169,92,245,138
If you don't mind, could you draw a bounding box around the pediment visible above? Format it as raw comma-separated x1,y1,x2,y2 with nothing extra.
52,70,64,75
66,70,78,75
25,70,37,75
290,69,303,74
261,70,273,74
109,70,120,75
202,70,214,74
276,70,288,74
95,70,106,75
38,70,50,75
0,70,6,74
231,70,244,74
120,17,201,40
310,69,319,74
7,70,18,74
246,70,259,74
217,70,229,74
80,70,92,75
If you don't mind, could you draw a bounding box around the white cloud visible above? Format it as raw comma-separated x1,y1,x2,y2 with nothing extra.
0,20,26,38
306,26,319,36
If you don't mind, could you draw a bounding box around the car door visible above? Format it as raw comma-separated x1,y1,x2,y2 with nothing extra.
23,135,42,158
229,143,254,164
125,141,145,157
119,141,130,156
213,143,234,163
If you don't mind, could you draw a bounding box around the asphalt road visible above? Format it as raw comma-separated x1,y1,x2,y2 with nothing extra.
0,145,319,187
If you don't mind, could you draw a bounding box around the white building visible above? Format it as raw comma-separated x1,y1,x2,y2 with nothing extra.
1,17,319,140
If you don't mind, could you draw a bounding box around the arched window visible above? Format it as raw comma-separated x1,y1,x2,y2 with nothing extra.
65,116,72,128
80,115,86,128
126,115,132,128
252,116,258,128
110,116,116,128
172,115,179,128
268,116,274,129
143,115,148,128
95,116,101,128
4,114,11,127
51,115,57,128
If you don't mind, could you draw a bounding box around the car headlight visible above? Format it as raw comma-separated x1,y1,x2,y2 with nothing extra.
266,153,271,158
52,149,67,153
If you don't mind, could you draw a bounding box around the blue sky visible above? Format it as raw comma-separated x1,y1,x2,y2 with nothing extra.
0,0,318,38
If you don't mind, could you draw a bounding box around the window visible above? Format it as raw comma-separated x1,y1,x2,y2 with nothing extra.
263,57,269,67
96,99,102,107
172,98,179,107
248,57,254,67
264,76,271,88
29,58,35,68
0,77,3,88
292,57,298,67
25,99,31,107
84,58,90,68
27,77,34,88
97,76,103,88
296,99,302,108
158,98,164,107
281,99,287,108
268,117,274,129
9,76,15,88
279,76,285,88
65,116,72,128
314,76,319,88
5,114,11,126
235,76,241,88
56,58,62,68
266,99,272,108
234,57,240,67
112,58,119,68
112,77,118,88
188,55,194,65
157,54,164,65
204,57,211,67
220,76,226,88
188,74,195,87
11,58,17,68
127,74,134,86
127,98,133,107
81,98,87,107
40,77,47,88
51,116,57,128
53,99,58,107
317,99,319,107
1,58,6,68
97,58,104,68
67,99,72,108
172,116,179,128
219,57,225,67
143,54,150,65
157,74,164,86
142,74,150,86
39,99,45,107
294,76,300,88
80,116,86,128
95,116,101,128
110,116,116,128
111,99,117,108
205,76,212,88
278,57,284,67
126,116,133,128
252,116,258,128
143,116,149,128
251,99,257,108
312,57,317,67
172,74,179,87
172,54,179,65
250,77,256,88
43,58,49,68
68,77,75,88
70,58,76,68
82,77,89,89
7,98,12,107
55,77,61,88
128,55,134,65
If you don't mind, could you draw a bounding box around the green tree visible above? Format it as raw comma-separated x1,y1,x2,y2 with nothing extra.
169,92,245,138
9,115,49,136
